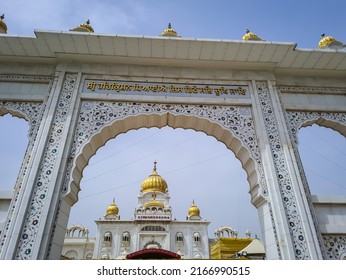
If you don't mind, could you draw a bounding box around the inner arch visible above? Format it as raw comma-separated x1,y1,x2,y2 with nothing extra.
70,113,260,203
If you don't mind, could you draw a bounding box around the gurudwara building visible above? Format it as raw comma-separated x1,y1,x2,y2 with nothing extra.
61,162,264,260
0,16,346,260
63,162,211,259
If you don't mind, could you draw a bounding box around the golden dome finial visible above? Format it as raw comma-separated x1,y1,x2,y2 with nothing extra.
161,23,180,37
242,29,264,41
188,200,201,217
0,14,8,34
318,33,344,49
141,162,168,193
70,19,94,33
105,198,119,216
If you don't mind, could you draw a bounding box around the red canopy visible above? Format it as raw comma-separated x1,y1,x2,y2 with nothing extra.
126,248,181,259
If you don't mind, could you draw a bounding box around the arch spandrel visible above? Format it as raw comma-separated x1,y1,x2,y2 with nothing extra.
61,101,268,206
0,102,43,139
286,110,346,260
286,111,346,145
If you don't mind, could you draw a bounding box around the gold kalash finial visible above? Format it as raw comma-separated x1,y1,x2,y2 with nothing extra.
161,23,180,37
318,33,345,50
0,14,8,34
242,29,264,41
70,19,94,32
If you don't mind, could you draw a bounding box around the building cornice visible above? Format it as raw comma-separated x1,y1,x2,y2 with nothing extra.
0,31,345,73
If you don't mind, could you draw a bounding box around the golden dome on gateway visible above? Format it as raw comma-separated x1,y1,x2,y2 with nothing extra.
0,14,7,34
161,23,180,37
141,161,168,193
318,33,344,49
70,19,94,32
242,29,264,41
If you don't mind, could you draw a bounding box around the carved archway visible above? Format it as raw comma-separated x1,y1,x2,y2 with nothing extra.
62,101,268,207
286,111,346,259
43,101,270,259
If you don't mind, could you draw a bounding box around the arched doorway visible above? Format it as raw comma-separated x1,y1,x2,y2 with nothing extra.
67,126,262,246
53,108,267,260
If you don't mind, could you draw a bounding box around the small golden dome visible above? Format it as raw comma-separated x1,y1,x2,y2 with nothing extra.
71,20,94,33
106,199,119,216
318,33,344,49
144,200,164,208
161,23,180,37
188,201,200,217
0,14,8,34
242,29,263,41
141,162,168,193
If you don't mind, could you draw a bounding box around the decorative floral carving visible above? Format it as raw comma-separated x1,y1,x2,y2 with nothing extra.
278,86,346,95
0,75,53,83
0,101,44,252
60,101,268,198
256,81,309,259
0,101,43,138
322,235,346,260
15,74,77,259
286,110,346,260
268,202,282,259
286,111,346,144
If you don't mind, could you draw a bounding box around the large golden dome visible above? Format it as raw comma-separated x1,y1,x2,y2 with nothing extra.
141,162,168,193
105,199,119,216
188,201,200,217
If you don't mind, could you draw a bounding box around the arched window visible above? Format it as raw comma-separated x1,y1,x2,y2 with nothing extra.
101,253,110,260
193,232,201,243
104,231,112,242
122,231,130,242
65,250,78,260
176,232,184,243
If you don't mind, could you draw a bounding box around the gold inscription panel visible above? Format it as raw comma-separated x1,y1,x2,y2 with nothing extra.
83,80,250,99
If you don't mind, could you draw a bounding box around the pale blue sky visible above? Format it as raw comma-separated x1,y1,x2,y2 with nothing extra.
0,0,345,238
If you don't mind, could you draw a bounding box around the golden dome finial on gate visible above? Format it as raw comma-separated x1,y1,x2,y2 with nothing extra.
242,29,264,41
0,14,8,34
161,23,180,37
70,19,94,32
318,33,345,50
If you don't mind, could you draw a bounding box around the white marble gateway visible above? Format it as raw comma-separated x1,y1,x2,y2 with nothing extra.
0,21,346,260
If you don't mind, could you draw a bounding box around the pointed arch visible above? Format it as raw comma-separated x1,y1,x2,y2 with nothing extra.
287,111,346,145
65,109,264,206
